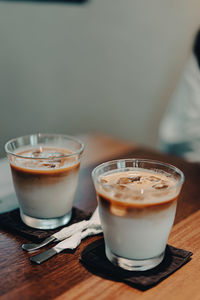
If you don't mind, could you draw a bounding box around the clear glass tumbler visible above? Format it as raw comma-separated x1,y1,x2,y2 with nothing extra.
92,159,184,271
5,133,84,229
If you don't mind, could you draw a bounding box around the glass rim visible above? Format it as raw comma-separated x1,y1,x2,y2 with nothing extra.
92,158,185,192
5,133,85,159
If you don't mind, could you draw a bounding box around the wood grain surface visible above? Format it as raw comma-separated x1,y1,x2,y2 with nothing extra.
0,134,199,300
57,210,200,300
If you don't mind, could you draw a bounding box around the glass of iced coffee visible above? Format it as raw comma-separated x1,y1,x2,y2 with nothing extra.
5,133,84,229
92,159,184,271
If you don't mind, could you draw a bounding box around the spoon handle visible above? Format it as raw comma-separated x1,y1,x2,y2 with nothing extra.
30,248,59,264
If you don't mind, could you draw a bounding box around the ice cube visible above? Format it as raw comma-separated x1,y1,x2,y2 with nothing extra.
100,178,108,184
39,159,63,169
31,148,43,158
116,184,128,190
149,175,161,182
31,150,65,159
110,204,127,216
117,176,141,184
152,181,169,190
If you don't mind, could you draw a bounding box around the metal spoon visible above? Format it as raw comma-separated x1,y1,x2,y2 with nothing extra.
22,236,56,252
22,207,100,252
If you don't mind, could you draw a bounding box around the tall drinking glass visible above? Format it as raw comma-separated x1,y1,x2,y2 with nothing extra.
5,133,84,229
92,159,184,271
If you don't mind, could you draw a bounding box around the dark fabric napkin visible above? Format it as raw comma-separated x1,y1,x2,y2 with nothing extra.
0,207,91,241
80,238,193,290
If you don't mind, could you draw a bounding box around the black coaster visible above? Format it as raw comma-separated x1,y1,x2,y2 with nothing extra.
0,207,91,241
80,238,193,290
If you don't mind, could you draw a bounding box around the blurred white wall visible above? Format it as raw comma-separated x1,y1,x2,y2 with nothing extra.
0,0,200,157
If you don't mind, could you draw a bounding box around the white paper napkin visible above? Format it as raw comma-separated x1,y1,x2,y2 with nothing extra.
53,206,101,241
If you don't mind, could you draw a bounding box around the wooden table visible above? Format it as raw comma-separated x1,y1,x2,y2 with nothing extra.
0,133,200,300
